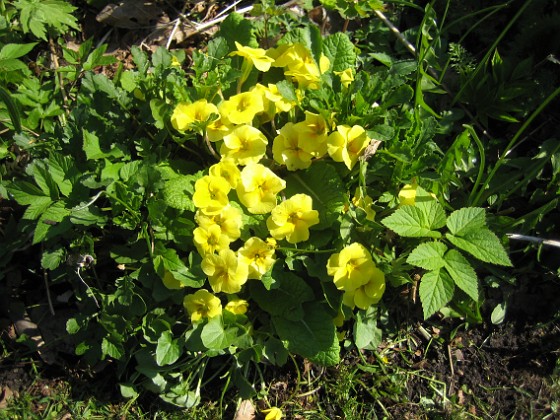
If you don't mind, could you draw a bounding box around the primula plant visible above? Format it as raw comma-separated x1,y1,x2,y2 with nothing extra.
5,0,556,411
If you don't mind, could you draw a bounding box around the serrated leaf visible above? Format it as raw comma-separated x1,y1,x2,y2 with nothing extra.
284,161,345,229
15,0,79,40
156,331,182,366
48,154,80,197
30,160,59,199
162,176,196,211
381,205,442,238
446,229,512,266
153,246,204,288
414,187,447,230
8,181,48,206
446,207,487,236
272,302,339,366
407,242,448,270
207,37,229,59
0,43,37,60
83,129,125,160
41,246,66,270
443,249,479,301
419,269,455,319
322,32,356,72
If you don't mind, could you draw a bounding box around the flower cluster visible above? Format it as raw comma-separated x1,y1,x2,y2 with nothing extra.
170,42,383,321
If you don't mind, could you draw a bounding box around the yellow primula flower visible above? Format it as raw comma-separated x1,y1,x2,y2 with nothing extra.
206,116,232,142
230,41,275,72
334,68,355,88
237,163,286,214
272,122,314,171
201,249,249,294
171,99,219,132
220,125,268,166
238,237,276,279
294,111,330,158
251,83,296,119
195,205,243,241
192,175,231,215
352,187,376,221
270,43,329,89
183,289,222,323
261,407,283,420
193,224,231,256
161,270,184,290
327,125,370,170
266,194,319,243
218,91,264,125
342,266,386,309
326,242,377,291
209,158,241,189
398,180,418,206
224,299,249,315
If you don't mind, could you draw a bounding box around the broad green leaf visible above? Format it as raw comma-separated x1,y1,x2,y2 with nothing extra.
414,187,447,230
353,307,382,350
443,249,479,301
272,302,340,366
119,383,139,399
406,242,447,270
322,32,356,72
201,316,238,350
491,302,507,325
41,246,66,270
30,160,59,199
207,37,229,59
249,271,314,321
162,175,196,212
381,205,442,238
48,154,80,197
418,269,455,319
70,205,108,226
446,207,487,236
285,161,345,229
8,181,48,206
218,13,256,49
446,229,512,266
0,43,37,60
153,246,204,288
33,201,71,244
23,196,53,220
83,129,125,160
263,337,289,366
156,331,182,366
15,0,79,40
101,336,124,360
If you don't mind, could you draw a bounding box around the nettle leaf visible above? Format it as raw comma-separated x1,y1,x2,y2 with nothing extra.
446,229,512,266
83,129,125,160
41,246,66,270
30,160,59,199
8,180,49,206
285,161,345,230
249,271,314,321
34,202,72,244
322,32,356,72
381,205,441,238
419,269,455,319
201,316,239,350
414,187,447,230
0,43,37,60
273,302,340,366
15,0,79,40
162,175,197,211
153,246,204,288
443,249,479,301
407,242,447,270
48,154,80,197
156,331,182,366
446,207,487,236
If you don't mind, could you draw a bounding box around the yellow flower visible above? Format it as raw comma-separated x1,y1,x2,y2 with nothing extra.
209,158,241,189
326,243,377,291
230,41,275,72
327,125,370,170
334,68,355,88
398,181,418,206
272,122,314,171
206,116,232,142
192,175,231,215
261,406,283,420
342,266,386,309
294,111,329,158
193,224,231,256
224,299,249,315
195,205,243,241
266,194,319,243
220,125,268,166
251,83,296,119
236,163,286,214
201,249,249,294
183,289,222,323
238,237,276,279
270,43,329,89
161,270,184,290
171,99,219,132
218,91,264,125
352,187,376,221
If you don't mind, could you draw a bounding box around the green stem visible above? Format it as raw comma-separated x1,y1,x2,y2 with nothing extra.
464,125,486,206
278,247,336,254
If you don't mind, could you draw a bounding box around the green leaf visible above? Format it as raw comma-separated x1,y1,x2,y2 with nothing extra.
201,316,238,350
30,160,59,199
101,336,124,360
207,37,229,60
381,205,442,238
0,43,37,60
83,129,125,160
273,302,340,366
249,271,314,321
406,242,448,270
153,246,205,288
8,181,48,206
218,13,256,49
414,187,447,230
162,175,196,211
263,337,289,366
353,307,382,350
48,154,80,197
41,246,66,270
443,249,479,301
15,0,79,40
446,207,487,236
156,331,182,366
491,302,507,325
285,161,345,229
322,32,356,72
446,229,512,266
418,269,455,319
